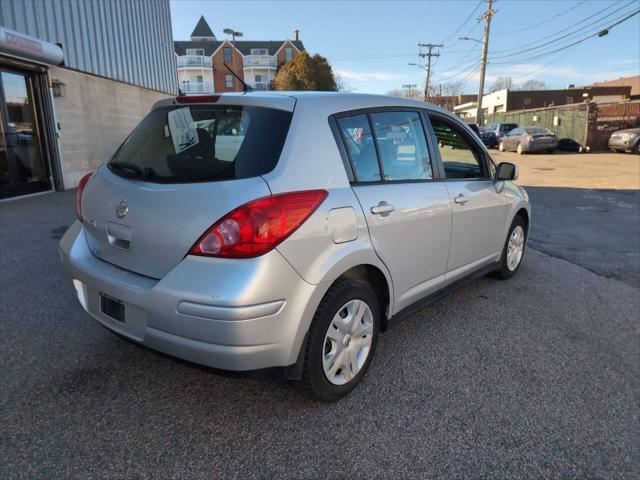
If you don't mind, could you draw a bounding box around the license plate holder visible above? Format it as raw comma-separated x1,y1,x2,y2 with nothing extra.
100,293,125,323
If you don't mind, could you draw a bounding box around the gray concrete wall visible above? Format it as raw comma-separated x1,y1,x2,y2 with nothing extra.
51,67,169,188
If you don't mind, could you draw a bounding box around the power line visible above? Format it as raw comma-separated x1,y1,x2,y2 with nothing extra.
490,0,629,57
490,7,640,66
440,0,484,45
492,0,588,36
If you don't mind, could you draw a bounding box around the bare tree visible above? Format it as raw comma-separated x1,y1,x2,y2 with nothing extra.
489,76,512,92
441,81,465,97
387,88,423,100
516,78,547,91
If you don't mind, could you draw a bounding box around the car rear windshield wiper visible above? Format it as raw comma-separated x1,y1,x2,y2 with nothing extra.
108,161,154,179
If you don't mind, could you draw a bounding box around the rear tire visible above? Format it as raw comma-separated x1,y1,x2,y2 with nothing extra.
634,141,640,155
516,142,524,155
302,278,380,402
494,215,527,280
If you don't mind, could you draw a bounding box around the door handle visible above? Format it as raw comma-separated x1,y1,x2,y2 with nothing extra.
370,201,395,216
453,193,469,205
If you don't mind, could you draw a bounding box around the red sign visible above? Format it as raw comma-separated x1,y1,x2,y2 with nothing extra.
5,32,43,54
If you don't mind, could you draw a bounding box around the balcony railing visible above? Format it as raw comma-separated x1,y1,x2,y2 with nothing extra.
180,82,214,94
177,55,212,68
243,55,277,68
253,82,271,91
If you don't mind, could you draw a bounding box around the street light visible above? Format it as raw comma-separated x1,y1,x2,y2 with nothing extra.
408,62,427,71
223,28,243,90
458,36,482,44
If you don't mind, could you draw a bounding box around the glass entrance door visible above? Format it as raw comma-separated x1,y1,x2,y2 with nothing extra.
0,69,51,199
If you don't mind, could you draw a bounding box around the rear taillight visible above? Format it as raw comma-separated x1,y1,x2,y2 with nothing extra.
75,172,93,222
189,190,328,259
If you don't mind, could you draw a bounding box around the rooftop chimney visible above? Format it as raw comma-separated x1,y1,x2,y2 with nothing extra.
294,29,300,41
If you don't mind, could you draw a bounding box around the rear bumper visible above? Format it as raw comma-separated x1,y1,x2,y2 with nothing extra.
608,138,638,152
59,222,327,372
524,141,558,152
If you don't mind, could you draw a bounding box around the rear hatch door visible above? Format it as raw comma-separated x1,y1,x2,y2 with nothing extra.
80,99,294,279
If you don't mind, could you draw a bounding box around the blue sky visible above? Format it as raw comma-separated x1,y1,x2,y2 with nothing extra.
170,0,640,94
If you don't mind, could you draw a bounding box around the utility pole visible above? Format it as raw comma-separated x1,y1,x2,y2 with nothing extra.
476,0,496,126
418,43,442,102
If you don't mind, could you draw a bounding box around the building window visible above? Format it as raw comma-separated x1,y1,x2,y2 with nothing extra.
285,47,293,61
223,47,233,63
523,98,532,106
255,75,266,83
566,96,575,104
251,48,268,55
186,48,204,56
225,74,233,89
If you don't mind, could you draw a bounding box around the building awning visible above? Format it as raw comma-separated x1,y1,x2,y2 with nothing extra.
0,27,64,66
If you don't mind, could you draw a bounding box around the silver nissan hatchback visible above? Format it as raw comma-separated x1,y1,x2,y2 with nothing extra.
60,92,530,402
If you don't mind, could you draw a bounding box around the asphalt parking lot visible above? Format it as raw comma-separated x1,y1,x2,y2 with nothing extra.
1,162,639,478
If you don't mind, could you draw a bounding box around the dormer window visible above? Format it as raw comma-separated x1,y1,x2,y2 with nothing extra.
186,48,204,56
251,49,268,55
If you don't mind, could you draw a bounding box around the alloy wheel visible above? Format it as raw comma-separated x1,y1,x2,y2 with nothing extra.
506,225,525,271
322,299,374,386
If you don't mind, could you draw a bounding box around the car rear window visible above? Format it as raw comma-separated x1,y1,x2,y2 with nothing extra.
525,127,551,135
109,105,292,183
500,124,517,131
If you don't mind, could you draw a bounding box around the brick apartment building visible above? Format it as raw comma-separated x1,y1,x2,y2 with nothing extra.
174,17,305,94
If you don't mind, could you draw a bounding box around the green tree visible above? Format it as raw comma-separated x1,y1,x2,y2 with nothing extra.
274,52,338,91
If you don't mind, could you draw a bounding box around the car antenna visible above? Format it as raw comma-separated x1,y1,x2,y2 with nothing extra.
223,63,253,93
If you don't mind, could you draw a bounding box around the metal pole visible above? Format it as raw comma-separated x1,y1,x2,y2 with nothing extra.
418,43,442,102
476,0,495,126
232,33,237,91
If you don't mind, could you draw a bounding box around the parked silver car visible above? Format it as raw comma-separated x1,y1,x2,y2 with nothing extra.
498,126,558,154
608,127,640,154
60,92,530,402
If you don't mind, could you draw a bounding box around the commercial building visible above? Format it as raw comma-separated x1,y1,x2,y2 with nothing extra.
454,85,632,122
174,16,304,94
0,0,177,200
588,75,640,100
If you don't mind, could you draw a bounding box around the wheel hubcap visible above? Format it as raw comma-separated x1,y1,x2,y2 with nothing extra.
506,225,525,271
322,299,374,386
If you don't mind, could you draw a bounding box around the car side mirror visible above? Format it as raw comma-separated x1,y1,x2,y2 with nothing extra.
496,162,518,181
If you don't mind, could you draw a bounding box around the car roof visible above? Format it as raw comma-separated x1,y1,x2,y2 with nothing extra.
153,91,452,116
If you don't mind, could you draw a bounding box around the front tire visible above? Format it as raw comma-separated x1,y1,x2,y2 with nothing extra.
494,215,527,279
302,278,380,402
516,142,524,155
498,141,506,152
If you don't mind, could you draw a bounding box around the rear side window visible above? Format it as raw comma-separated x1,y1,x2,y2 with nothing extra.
430,117,486,179
336,114,381,182
369,111,432,181
109,105,292,183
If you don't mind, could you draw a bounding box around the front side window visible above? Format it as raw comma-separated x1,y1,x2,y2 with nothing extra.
370,111,432,181
430,117,486,179
285,47,293,61
336,114,381,182
109,105,292,183
225,74,234,88
223,47,232,63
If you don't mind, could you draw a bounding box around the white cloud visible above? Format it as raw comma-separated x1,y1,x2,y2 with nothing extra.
335,69,404,82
